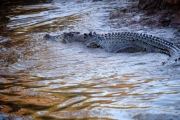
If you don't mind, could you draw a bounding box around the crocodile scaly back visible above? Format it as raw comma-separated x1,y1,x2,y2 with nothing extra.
44,32,180,62
84,32,180,61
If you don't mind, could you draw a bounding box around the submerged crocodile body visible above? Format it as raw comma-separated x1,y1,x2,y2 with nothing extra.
43,32,180,62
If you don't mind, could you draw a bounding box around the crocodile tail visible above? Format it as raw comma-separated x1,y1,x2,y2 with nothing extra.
171,44,180,62
171,54,180,62
176,44,180,61
175,52,180,62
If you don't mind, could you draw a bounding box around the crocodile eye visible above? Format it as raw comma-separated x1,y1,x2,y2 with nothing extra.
64,33,67,37
45,34,50,38
84,33,88,38
89,32,93,36
70,33,74,37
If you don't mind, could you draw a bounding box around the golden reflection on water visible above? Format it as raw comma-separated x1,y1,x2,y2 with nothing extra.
1,74,118,120
0,71,145,119
13,14,82,36
0,75,64,119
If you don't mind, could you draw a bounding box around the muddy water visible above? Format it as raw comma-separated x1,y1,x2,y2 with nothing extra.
0,0,180,120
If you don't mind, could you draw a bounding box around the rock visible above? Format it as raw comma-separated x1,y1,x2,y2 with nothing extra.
138,0,180,27
138,0,180,10
165,0,179,4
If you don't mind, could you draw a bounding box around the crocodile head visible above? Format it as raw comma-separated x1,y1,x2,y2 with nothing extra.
62,32,100,43
43,32,100,47
43,32,82,43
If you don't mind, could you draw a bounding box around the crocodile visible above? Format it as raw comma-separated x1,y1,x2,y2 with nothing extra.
43,32,180,62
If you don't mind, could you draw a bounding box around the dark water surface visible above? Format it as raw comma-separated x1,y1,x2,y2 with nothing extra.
0,0,180,120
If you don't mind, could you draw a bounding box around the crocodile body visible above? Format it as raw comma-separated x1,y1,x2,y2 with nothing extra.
43,32,180,61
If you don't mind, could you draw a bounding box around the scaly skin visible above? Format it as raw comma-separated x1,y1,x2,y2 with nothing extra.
43,32,180,61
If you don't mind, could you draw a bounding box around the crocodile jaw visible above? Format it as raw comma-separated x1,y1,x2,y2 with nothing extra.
43,34,65,42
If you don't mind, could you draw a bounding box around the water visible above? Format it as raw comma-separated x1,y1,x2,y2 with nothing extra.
0,0,180,120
